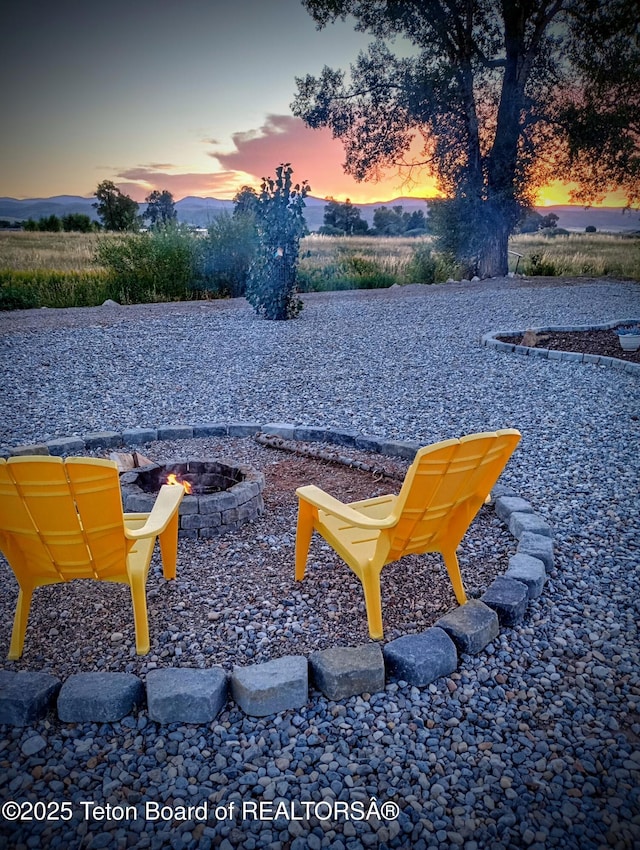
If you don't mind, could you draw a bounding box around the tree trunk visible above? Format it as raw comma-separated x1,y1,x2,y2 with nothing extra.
478,211,511,278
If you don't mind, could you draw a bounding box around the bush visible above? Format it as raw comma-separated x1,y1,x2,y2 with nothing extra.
0,284,39,310
405,245,437,283
541,227,570,237
246,164,309,320
196,212,257,297
95,227,196,303
524,253,558,276
298,253,396,291
585,225,597,233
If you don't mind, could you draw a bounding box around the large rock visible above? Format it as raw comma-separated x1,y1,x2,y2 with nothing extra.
57,673,144,722
261,423,296,440
494,495,533,523
383,628,458,686
156,425,194,441
436,600,499,655
0,671,61,726
146,668,227,724
47,437,85,456
82,431,122,449
310,644,385,700
123,428,157,444
231,656,308,717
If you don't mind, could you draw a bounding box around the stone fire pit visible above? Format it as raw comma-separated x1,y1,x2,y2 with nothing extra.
120,458,265,538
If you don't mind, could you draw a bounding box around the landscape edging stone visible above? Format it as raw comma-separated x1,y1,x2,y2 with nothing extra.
1,422,554,726
481,318,640,373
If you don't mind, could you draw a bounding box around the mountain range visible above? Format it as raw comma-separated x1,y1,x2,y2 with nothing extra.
1,194,638,234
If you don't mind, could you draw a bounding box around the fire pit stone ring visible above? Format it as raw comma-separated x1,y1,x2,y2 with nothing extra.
120,458,265,538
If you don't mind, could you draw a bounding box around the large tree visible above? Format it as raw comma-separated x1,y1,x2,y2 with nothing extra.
321,198,369,234
144,189,177,228
93,181,139,232
293,0,639,277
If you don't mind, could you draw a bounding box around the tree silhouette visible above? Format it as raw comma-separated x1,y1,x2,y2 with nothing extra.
93,181,139,232
293,0,638,277
144,190,177,228
321,198,368,235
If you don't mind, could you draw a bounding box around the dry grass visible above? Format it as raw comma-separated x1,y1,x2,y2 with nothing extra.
509,232,640,278
0,231,107,272
1,229,638,286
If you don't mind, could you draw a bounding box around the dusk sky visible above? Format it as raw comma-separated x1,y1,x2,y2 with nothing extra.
1,0,627,206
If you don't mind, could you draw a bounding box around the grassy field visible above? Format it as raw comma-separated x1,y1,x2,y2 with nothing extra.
0,231,106,272
509,232,640,278
0,229,638,309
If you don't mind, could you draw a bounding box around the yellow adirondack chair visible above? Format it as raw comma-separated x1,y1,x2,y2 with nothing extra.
0,456,184,659
295,429,521,639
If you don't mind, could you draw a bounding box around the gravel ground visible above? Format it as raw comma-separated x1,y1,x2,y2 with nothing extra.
1,276,639,850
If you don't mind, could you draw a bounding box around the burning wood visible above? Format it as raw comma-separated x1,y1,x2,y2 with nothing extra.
165,472,193,494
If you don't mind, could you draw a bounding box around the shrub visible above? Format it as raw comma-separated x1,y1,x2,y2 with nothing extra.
405,245,437,283
524,253,558,276
246,164,309,320
297,253,395,291
585,225,597,233
196,212,257,297
62,213,95,233
95,226,196,303
0,270,111,309
0,284,39,310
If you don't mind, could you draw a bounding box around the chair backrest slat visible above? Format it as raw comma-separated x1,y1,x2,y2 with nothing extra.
0,460,63,580
0,457,127,581
386,430,520,562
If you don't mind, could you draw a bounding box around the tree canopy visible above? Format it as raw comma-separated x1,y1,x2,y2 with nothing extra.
93,181,139,232
144,190,177,228
320,198,369,235
372,205,427,236
293,0,639,276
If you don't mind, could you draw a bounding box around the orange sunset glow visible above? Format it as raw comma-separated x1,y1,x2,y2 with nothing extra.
1,0,631,212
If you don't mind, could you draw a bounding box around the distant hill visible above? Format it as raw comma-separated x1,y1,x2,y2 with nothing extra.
531,205,640,233
1,194,638,233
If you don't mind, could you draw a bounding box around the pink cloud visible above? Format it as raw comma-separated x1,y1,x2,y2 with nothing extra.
105,115,440,203
112,167,253,202
212,114,439,202
213,115,353,194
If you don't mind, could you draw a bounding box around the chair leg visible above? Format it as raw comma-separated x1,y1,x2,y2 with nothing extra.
158,512,179,580
295,501,315,581
8,586,33,660
441,548,468,605
360,567,384,640
129,573,150,655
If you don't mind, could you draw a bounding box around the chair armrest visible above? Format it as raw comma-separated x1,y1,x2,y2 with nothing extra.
296,485,395,529
124,485,184,540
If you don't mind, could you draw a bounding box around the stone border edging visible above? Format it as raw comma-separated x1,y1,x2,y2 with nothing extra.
0,423,554,726
481,317,640,373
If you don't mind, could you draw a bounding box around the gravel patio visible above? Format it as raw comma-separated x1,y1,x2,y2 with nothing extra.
0,276,639,850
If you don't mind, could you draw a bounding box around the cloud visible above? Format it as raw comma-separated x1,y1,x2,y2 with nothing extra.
105,115,440,203
111,166,255,202
213,115,352,193
211,114,439,201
